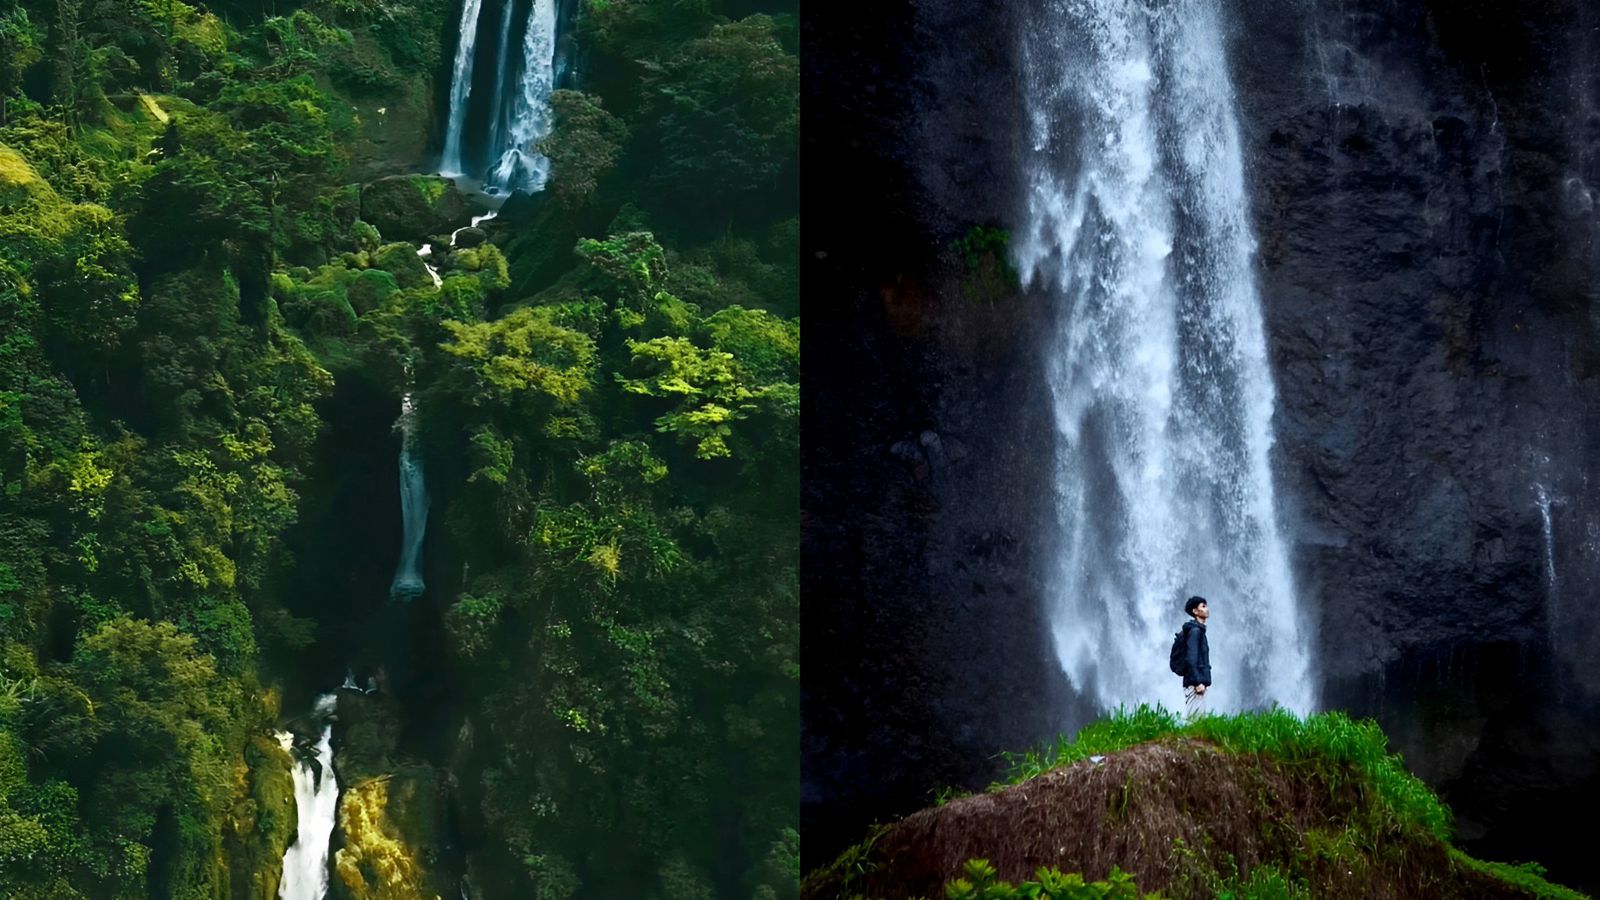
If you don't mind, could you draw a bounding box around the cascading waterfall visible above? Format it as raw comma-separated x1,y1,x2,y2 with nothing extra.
415,246,444,288
485,0,518,159
486,0,556,193
436,0,558,192
277,694,339,900
1017,0,1313,715
390,392,430,601
439,0,488,177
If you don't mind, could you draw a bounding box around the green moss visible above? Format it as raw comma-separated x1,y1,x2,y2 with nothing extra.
0,146,60,214
408,174,445,206
945,859,1142,899
1002,706,1451,842
333,768,440,899
949,225,1019,304
230,734,295,900
1449,850,1587,900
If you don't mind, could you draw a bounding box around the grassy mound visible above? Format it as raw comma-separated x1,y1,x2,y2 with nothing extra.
803,707,1587,899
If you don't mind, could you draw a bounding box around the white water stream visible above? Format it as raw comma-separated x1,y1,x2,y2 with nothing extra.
415,245,443,288
1018,0,1313,715
276,693,339,900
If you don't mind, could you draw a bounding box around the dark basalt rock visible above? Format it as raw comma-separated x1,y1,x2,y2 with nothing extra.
451,226,487,249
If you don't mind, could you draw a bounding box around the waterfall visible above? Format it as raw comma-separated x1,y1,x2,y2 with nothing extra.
1017,0,1312,715
485,0,518,160
277,694,340,900
439,0,488,177
391,391,429,601
487,0,556,193
415,246,443,288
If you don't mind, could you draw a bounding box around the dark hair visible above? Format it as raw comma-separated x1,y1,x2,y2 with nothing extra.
1184,595,1207,616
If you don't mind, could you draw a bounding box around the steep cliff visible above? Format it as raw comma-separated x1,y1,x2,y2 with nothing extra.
803,0,1600,890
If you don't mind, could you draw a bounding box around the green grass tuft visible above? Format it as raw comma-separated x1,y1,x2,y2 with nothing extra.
1000,705,1451,843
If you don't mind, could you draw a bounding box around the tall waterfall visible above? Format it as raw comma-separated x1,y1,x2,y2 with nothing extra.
391,392,429,601
436,0,558,192
486,0,556,193
1017,0,1313,715
439,0,487,177
277,694,339,900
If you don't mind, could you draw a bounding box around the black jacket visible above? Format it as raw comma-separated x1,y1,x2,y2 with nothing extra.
1182,620,1210,687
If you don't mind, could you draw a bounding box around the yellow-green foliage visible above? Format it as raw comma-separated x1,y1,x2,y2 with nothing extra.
138,0,229,58
452,244,511,292
945,859,1143,900
0,146,57,211
1003,706,1453,843
334,776,428,900
0,144,139,352
407,174,445,206
439,306,597,407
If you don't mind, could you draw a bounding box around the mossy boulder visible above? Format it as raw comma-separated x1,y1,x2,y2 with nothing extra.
360,175,472,242
347,268,400,315
333,690,404,784
331,768,442,900
224,733,297,900
452,226,487,248
372,242,432,290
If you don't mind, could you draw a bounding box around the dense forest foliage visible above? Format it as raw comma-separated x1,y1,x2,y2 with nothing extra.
0,0,797,894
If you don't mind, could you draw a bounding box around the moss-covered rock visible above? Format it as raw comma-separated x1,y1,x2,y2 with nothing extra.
331,768,440,900
372,242,432,290
225,733,297,900
360,175,471,242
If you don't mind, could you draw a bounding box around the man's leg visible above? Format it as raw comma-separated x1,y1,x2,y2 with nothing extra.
1184,685,1199,722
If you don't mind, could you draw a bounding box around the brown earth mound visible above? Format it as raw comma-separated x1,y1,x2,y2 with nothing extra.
804,738,1534,899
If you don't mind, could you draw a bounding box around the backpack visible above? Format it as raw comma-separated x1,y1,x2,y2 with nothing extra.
1168,627,1188,676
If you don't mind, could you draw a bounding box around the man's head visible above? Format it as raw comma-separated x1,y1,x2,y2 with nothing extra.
1185,595,1209,622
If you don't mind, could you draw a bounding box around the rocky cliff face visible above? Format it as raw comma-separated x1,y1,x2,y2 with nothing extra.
804,0,1600,889
802,0,1078,869
1233,0,1600,884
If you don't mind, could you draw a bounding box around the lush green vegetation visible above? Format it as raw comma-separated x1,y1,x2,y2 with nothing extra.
0,0,796,894
808,709,1584,900
1002,705,1451,839
944,859,1142,900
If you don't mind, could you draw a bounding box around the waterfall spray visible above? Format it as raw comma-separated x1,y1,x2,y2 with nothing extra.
1017,0,1312,715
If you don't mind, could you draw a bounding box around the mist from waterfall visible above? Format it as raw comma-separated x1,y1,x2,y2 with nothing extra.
277,694,339,900
390,392,429,601
1017,0,1313,715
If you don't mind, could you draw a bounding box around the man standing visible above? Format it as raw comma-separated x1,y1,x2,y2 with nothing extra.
1181,596,1211,720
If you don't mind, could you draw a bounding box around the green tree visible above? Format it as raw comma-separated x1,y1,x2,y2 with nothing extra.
640,15,797,215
